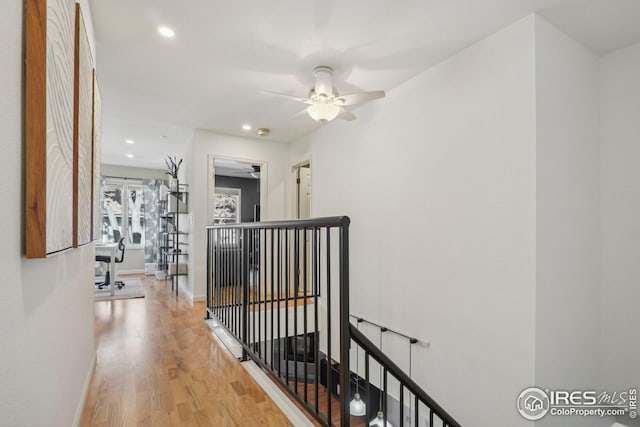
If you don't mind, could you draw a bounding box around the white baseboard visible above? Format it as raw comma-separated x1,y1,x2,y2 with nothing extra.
178,282,194,304
242,361,315,427
177,282,206,304
73,351,96,427
205,321,313,427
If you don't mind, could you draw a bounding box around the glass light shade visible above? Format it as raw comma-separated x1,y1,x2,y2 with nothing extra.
307,103,340,123
350,393,366,416
370,411,394,427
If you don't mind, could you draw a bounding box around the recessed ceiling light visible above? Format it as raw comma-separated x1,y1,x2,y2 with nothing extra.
157,26,175,38
126,154,134,159
242,124,251,131
125,139,135,144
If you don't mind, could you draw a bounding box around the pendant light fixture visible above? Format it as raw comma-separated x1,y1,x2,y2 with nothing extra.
350,320,366,416
369,411,393,427
370,328,393,427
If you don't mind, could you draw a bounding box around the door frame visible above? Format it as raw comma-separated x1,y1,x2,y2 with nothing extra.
208,154,268,224
291,159,311,220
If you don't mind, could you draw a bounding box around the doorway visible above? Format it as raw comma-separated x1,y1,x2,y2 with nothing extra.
209,157,265,226
293,163,311,219
292,162,313,294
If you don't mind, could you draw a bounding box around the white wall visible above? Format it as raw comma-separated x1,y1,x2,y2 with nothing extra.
0,1,97,426
534,17,605,427
188,130,289,301
101,163,167,181
599,42,640,392
290,16,538,427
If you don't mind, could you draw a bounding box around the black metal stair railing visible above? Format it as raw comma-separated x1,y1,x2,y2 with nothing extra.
205,216,461,427
349,325,462,427
206,216,351,427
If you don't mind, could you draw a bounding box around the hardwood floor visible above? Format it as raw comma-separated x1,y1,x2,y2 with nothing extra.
271,380,366,427
213,286,315,309
81,274,293,427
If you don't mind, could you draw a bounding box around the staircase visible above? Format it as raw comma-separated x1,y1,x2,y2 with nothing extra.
206,217,461,427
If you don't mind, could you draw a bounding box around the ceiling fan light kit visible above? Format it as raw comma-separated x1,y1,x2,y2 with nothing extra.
265,65,385,123
307,103,340,123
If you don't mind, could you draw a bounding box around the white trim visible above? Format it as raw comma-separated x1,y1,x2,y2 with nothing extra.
179,281,194,303
177,282,205,304
208,154,269,221
73,351,96,427
291,159,311,170
242,361,315,427
205,320,313,426
290,159,312,220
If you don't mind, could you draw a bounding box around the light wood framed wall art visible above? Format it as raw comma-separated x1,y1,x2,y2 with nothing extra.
73,3,94,247
92,70,102,241
25,0,76,257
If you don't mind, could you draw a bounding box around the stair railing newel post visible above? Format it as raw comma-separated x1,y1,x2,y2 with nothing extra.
339,217,351,427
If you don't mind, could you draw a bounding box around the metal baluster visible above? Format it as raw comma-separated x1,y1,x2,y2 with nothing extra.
383,367,388,425
366,352,371,422
233,227,237,336
326,227,332,424
263,228,268,364
314,227,320,413
242,228,249,361
339,218,350,427
293,228,299,394
400,385,404,427
254,228,264,359
217,228,220,316
285,228,290,386
221,228,226,326
303,228,308,403
238,227,242,337
277,228,282,378
270,228,275,370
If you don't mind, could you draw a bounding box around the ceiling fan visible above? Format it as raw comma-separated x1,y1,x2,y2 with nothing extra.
265,66,385,123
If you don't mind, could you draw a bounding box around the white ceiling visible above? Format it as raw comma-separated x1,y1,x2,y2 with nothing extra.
91,0,640,169
214,159,260,180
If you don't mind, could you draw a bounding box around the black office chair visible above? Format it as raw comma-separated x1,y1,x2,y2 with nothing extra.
132,232,142,244
95,237,126,289
112,229,121,243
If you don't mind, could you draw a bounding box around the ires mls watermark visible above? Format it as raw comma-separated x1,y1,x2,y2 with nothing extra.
517,387,637,421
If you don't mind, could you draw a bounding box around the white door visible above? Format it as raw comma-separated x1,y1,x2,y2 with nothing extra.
294,165,313,294
297,166,311,219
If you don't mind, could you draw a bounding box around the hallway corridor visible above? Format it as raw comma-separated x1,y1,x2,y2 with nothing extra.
81,275,292,426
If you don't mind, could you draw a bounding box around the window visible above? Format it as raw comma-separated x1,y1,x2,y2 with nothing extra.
101,178,145,246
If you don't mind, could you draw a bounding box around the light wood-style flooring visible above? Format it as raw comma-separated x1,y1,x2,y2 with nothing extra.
80,274,293,427
271,380,366,427
213,286,315,309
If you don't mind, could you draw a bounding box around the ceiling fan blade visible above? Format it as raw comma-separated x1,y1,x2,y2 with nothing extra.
336,107,356,121
335,91,385,106
291,108,310,119
263,91,313,104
